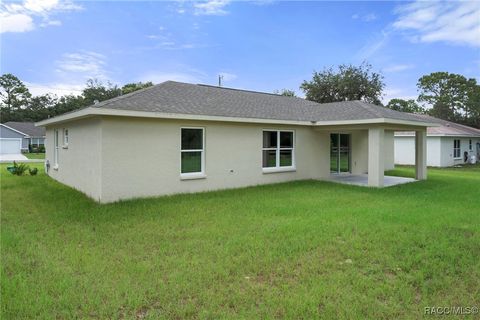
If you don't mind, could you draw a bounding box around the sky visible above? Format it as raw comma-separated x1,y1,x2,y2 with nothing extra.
1,0,479,103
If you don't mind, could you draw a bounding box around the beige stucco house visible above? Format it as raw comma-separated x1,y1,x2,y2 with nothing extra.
36,81,435,203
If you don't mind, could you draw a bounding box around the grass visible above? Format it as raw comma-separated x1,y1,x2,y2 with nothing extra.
1,163,479,319
24,152,45,160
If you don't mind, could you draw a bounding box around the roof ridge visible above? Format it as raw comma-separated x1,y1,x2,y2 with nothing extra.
195,83,306,101
94,81,169,108
353,100,385,118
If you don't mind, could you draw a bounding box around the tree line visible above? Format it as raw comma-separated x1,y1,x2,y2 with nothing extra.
278,63,480,128
0,74,152,123
1,63,479,128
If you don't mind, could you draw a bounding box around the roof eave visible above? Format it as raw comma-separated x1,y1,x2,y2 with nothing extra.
36,108,437,128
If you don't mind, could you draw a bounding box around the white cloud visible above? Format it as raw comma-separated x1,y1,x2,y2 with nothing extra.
383,64,414,73
352,12,377,22
0,0,82,33
382,87,417,104
0,13,34,33
393,1,480,47
356,30,390,60
56,51,108,80
26,82,84,97
40,19,61,27
194,0,230,16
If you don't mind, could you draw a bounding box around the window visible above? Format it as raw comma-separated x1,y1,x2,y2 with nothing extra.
54,129,59,168
63,128,69,147
262,130,294,172
181,128,205,178
453,139,461,158
469,139,472,150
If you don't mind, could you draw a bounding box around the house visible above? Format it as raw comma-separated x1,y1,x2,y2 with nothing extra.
36,81,435,203
393,115,480,167
0,122,46,154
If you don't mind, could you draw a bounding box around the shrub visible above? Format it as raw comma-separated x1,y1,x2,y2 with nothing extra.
10,161,29,176
29,167,38,176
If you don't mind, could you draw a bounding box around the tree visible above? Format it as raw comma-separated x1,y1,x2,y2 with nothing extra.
385,99,425,113
23,94,58,122
0,73,32,122
121,81,154,95
464,83,480,128
417,72,473,122
274,89,297,97
300,62,384,105
53,95,85,117
82,79,122,105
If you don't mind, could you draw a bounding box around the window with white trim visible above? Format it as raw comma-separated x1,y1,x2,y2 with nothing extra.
63,128,69,147
453,139,461,158
469,139,472,150
181,128,205,176
262,130,294,170
54,129,59,167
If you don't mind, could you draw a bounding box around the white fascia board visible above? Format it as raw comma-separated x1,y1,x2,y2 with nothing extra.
36,108,313,126
36,108,437,128
314,118,437,127
0,123,29,136
395,133,480,137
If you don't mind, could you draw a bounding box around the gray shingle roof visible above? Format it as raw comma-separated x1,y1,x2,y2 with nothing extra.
91,81,432,124
4,121,46,137
396,115,480,137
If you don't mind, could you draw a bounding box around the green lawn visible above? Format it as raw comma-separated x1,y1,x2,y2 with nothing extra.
24,152,45,159
1,164,479,319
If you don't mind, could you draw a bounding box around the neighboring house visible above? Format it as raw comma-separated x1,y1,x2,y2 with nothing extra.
0,122,46,154
393,115,480,167
36,81,435,203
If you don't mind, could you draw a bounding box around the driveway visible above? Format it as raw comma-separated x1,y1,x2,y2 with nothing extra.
0,154,28,162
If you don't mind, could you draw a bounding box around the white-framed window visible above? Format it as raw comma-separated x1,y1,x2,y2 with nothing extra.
63,128,69,147
54,129,59,168
180,127,205,179
262,130,295,173
453,139,461,158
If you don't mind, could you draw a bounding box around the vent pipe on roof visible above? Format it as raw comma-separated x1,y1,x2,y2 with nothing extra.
218,75,223,87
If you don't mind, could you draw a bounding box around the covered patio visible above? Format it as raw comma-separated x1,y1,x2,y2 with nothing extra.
328,173,416,187
317,123,433,188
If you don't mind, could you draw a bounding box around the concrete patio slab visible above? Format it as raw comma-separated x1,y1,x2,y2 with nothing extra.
328,174,416,187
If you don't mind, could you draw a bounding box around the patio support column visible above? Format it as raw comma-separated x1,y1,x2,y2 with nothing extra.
415,129,427,180
368,127,384,187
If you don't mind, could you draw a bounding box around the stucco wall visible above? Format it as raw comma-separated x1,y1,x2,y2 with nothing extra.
100,117,331,203
350,130,368,174
45,118,103,200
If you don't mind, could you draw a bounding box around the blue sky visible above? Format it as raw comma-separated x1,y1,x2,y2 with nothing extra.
1,0,479,103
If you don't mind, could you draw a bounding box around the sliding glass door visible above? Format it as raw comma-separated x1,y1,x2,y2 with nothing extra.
330,133,350,173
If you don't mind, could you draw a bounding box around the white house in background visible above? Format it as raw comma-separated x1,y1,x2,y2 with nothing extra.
0,122,46,154
394,115,480,167
36,81,435,203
